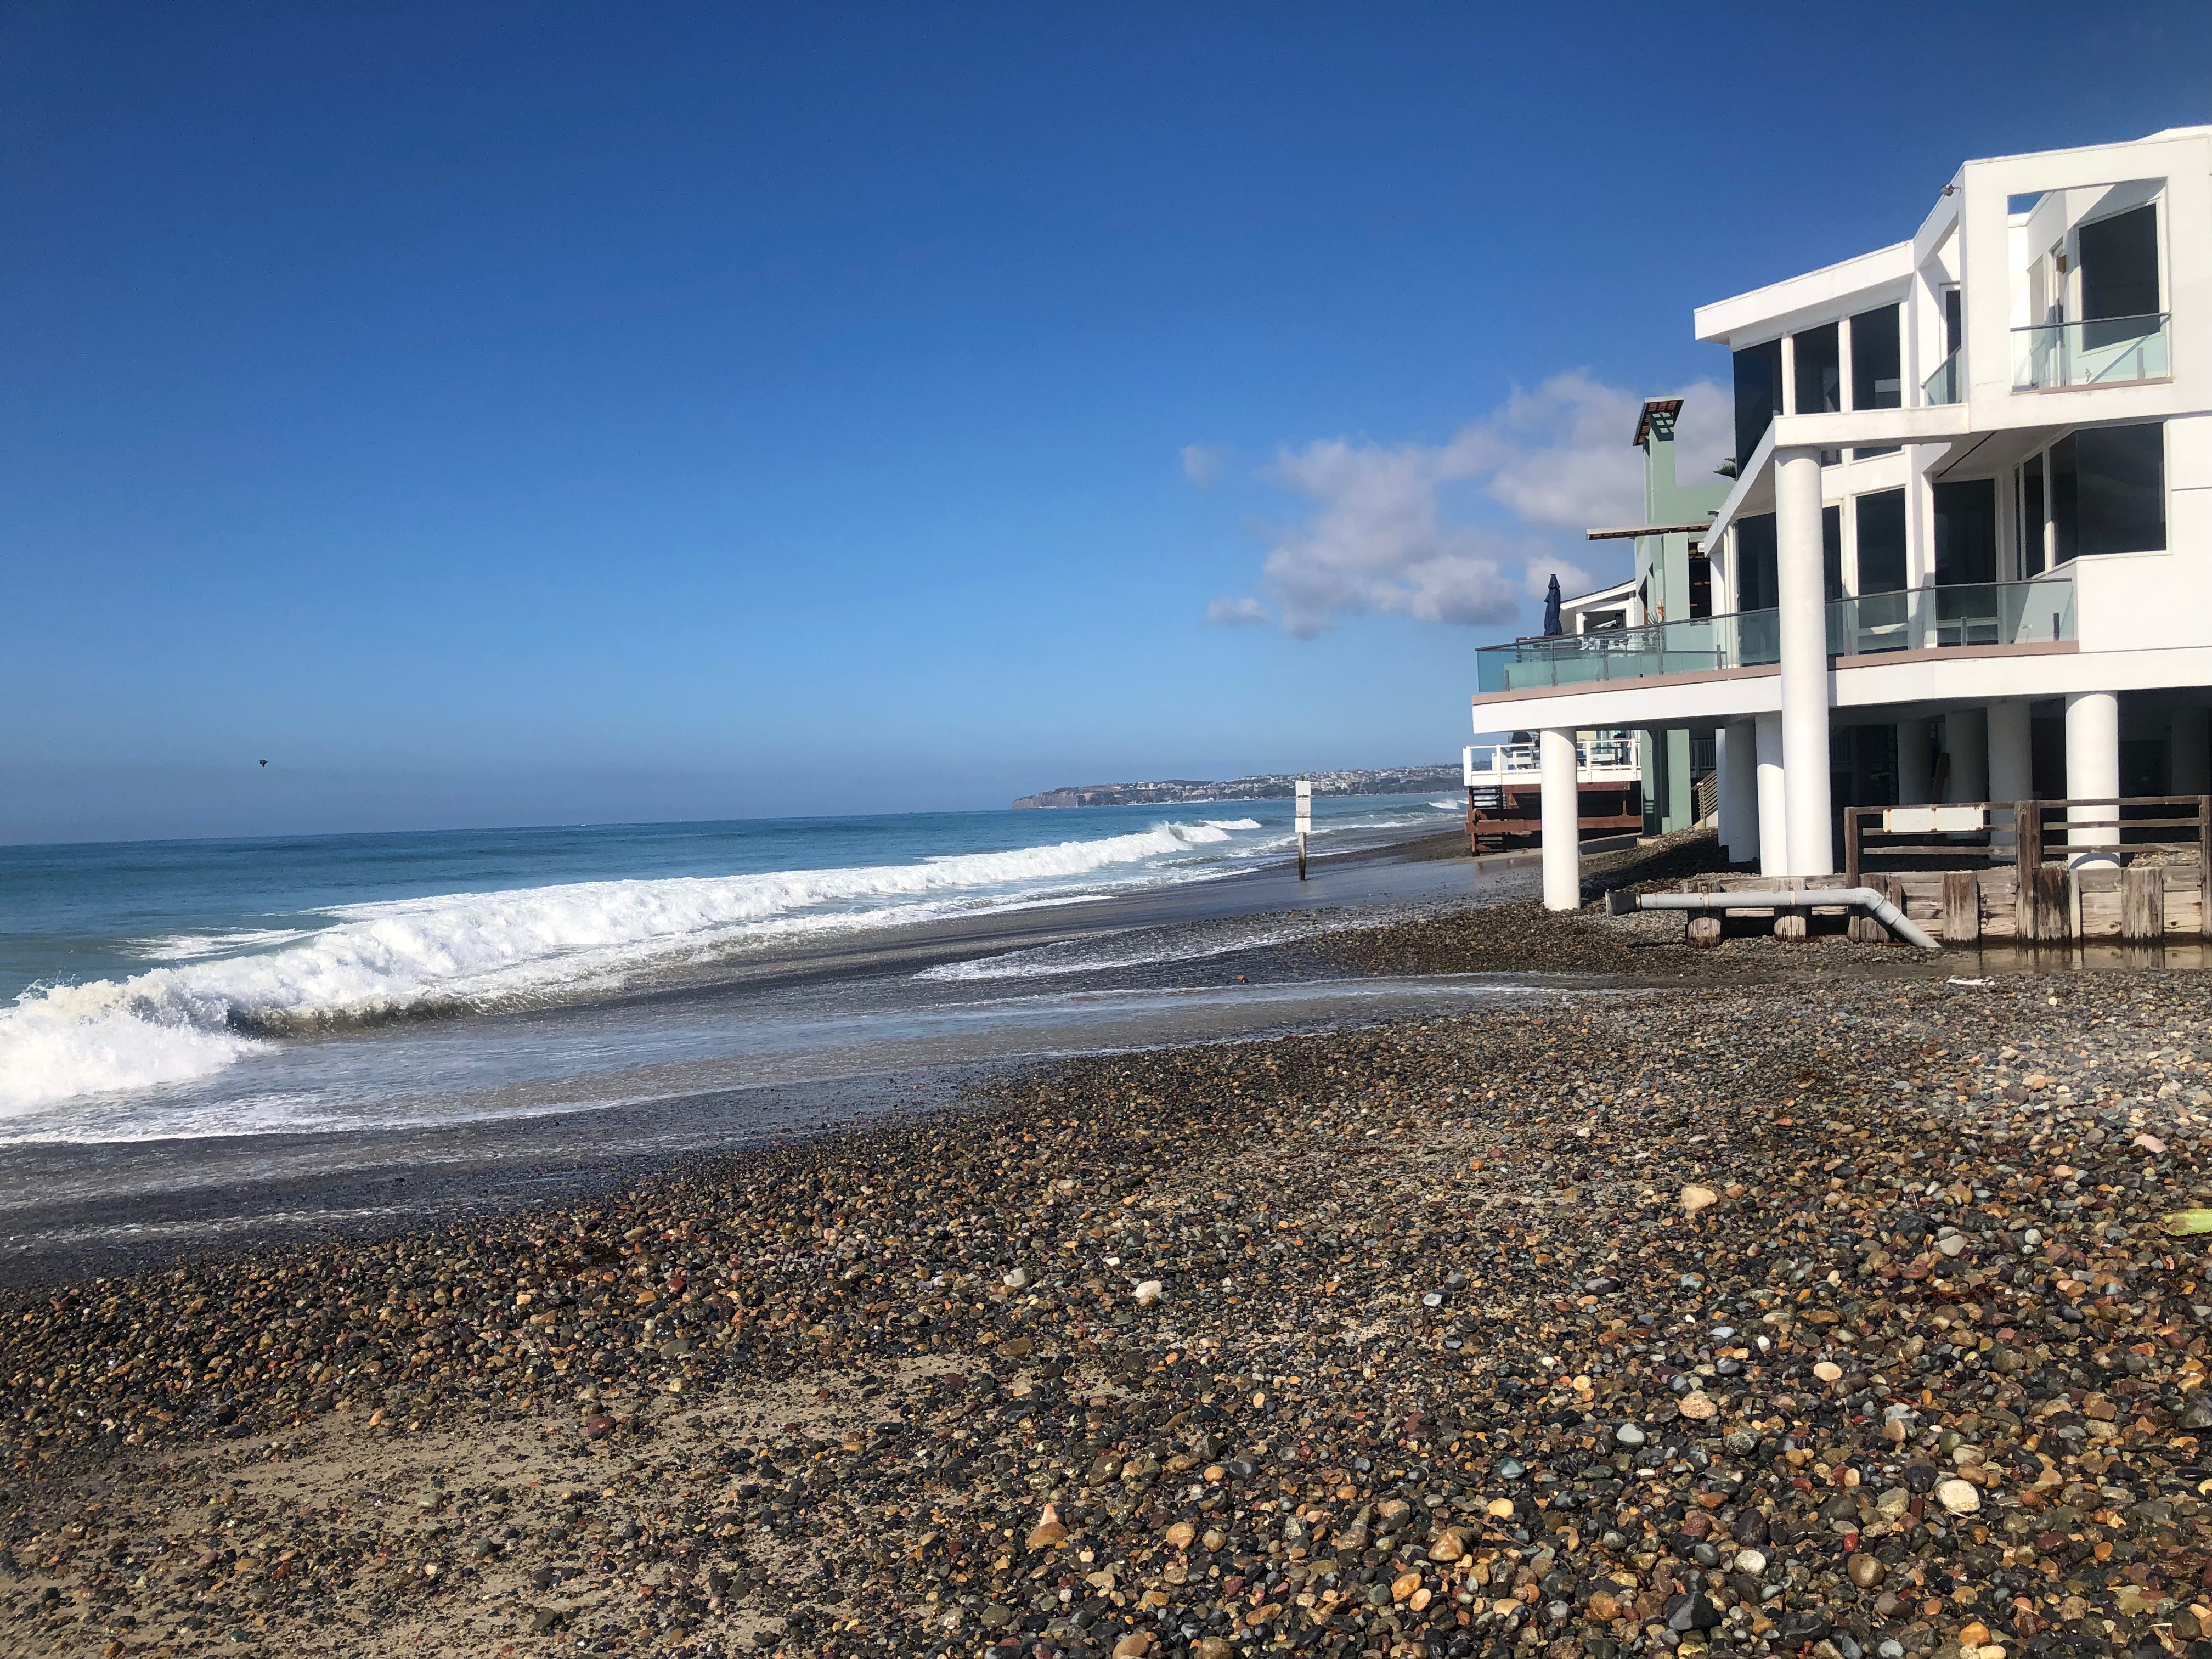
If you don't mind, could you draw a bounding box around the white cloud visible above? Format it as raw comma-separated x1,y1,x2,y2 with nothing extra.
1210,373,1729,636
1204,595,1270,627
1181,443,1224,487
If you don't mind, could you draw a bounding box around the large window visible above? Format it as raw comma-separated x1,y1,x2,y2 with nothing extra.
1855,489,1908,593
1822,505,1843,600
2079,204,2160,348
1796,323,1843,467
2019,454,2045,576
1932,479,1997,586
2049,423,2165,560
1851,304,1901,459
1794,324,1840,413
1733,340,1783,473
1735,514,1778,611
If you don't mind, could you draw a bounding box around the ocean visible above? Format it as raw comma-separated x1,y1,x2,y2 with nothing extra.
0,795,1539,1276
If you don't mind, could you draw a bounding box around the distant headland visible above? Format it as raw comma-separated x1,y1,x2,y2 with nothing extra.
1011,765,1460,809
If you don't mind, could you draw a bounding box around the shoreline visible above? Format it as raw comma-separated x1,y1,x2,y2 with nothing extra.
0,828,1891,1289
0,823,1510,1289
12,890,2212,1657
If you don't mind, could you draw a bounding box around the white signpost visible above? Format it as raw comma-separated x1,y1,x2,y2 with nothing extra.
1295,778,1312,881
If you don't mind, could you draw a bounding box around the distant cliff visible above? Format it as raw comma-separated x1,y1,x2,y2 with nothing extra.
1011,766,1462,809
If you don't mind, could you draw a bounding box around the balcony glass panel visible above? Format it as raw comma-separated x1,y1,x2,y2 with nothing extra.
1475,574,2073,694
1922,348,1962,405
2011,314,2169,390
1829,577,2074,656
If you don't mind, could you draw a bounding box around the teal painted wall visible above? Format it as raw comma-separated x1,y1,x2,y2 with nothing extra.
1635,405,1730,836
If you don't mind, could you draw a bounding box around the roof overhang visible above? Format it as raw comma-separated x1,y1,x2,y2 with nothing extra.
1585,521,1716,541
1694,242,1914,347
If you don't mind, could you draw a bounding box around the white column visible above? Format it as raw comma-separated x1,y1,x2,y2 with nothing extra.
1712,725,1735,855
1540,727,1581,912
1988,699,2035,853
1988,701,2034,802
1719,719,1760,866
2065,690,2120,850
1897,720,1932,805
1755,711,1787,879
1945,707,1989,803
1774,448,1833,876
2174,707,2211,795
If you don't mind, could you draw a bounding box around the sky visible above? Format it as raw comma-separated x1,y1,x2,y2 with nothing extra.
4,3,2209,843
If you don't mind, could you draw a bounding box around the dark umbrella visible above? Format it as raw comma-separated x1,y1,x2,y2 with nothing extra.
1542,573,1564,636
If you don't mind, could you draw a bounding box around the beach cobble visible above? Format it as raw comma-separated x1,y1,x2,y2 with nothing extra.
6,938,2212,1659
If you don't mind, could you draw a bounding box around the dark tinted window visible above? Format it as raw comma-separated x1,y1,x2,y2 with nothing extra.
2056,424,2165,556
1822,505,1843,600
1933,479,1997,586
1852,304,1902,409
1855,489,1908,593
2019,454,2045,577
1735,514,1778,611
1850,304,1901,458
1943,289,1962,356
1794,324,1841,414
2051,436,2078,563
2080,204,2160,325
1688,550,1712,619
1733,340,1783,473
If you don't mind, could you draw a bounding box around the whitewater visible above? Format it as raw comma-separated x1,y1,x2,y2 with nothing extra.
0,817,1273,1114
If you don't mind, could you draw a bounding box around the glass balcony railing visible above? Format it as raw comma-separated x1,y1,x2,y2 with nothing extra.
1922,348,1962,405
1474,612,1778,693
2012,312,2169,390
1825,576,2074,656
1474,573,2074,695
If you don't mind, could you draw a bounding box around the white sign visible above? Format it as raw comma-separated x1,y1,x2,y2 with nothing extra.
1883,805,1984,834
1295,779,1312,837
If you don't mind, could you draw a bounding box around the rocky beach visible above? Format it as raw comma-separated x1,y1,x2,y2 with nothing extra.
7,893,2212,1659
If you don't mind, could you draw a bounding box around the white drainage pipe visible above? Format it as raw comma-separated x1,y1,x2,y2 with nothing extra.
1610,886,1941,951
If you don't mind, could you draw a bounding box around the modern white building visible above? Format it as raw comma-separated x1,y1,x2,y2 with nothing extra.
1472,125,2212,910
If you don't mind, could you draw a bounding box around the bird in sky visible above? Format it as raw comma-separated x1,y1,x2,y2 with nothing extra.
258,760,267,767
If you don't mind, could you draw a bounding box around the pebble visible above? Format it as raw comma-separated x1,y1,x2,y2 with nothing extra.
1934,1476,1982,1514
6,883,2212,1658
1681,1183,1719,1214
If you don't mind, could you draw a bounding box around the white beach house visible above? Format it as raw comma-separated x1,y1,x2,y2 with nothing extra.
1474,126,2212,910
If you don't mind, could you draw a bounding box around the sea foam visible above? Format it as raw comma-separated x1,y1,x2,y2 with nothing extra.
0,819,1250,1113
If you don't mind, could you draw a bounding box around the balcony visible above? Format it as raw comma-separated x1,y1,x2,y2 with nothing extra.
1474,574,2074,695
2012,313,2169,391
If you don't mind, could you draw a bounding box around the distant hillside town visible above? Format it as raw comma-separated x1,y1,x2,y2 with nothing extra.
1011,766,1461,809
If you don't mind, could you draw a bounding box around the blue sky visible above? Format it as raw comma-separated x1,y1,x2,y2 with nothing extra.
5,3,2208,843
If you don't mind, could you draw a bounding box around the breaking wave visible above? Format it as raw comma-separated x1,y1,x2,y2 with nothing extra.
0,820,1259,1113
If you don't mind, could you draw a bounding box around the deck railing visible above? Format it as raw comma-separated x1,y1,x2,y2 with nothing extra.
1843,796,2212,881
1476,573,2074,695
